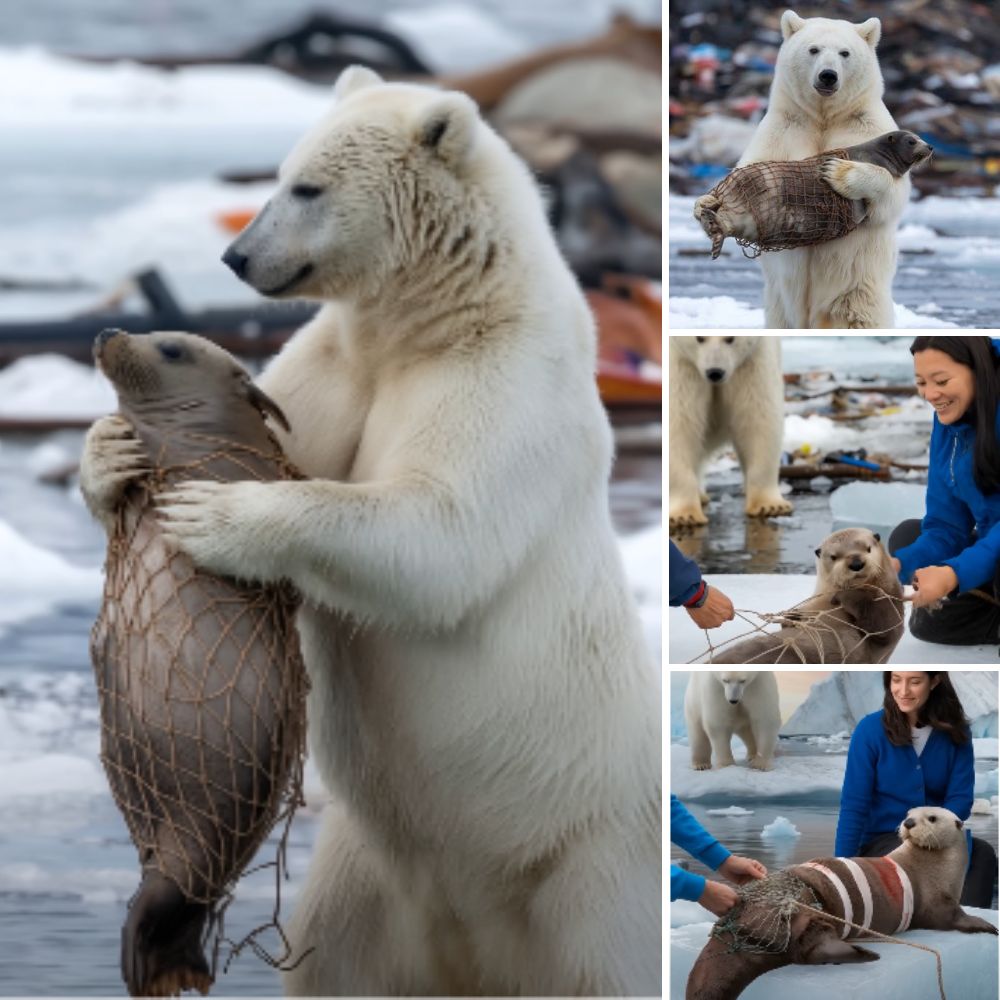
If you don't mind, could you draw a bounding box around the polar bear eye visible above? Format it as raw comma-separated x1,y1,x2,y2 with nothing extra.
839,50,849,58
291,184,324,200
809,46,819,55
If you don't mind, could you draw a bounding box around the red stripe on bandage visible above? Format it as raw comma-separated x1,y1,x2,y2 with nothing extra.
870,857,903,909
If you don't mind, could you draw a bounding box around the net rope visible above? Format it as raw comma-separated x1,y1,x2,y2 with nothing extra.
704,150,862,258
691,585,905,664
91,426,311,976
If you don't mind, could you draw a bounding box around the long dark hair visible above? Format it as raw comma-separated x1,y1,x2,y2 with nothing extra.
881,671,971,747
911,336,1000,494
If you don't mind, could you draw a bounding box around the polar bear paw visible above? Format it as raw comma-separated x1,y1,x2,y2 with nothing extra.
691,761,713,771
821,158,868,200
748,756,774,771
744,491,793,518
669,504,709,528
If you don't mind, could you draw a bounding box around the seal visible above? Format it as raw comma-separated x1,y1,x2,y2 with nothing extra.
695,130,932,258
686,806,999,1000
709,528,904,664
86,329,309,997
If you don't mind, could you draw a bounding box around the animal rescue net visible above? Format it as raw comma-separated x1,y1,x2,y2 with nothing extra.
712,872,825,954
704,151,861,258
89,431,310,964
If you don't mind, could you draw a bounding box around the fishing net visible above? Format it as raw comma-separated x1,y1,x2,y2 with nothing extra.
694,585,905,664
702,150,862,259
89,429,310,974
711,872,826,954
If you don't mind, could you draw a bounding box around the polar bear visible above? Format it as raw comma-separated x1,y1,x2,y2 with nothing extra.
704,11,909,329
684,671,781,770
669,335,791,527
80,66,660,996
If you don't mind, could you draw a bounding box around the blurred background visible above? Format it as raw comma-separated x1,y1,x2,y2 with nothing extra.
0,2,661,995
667,0,1000,328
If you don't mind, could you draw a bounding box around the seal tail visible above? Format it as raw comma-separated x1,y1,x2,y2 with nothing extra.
686,935,787,1000
121,871,213,997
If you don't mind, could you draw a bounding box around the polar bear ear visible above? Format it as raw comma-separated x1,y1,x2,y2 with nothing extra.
854,17,881,48
333,65,384,102
416,93,478,167
780,10,805,39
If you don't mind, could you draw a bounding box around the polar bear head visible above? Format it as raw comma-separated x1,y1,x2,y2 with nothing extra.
223,66,525,302
775,10,884,109
712,672,757,705
672,336,760,384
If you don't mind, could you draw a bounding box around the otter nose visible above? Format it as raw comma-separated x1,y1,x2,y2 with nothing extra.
903,818,916,829
818,69,838,87
222,247,250,278
849,557,865,572
95,327,126,352
706,368,726,383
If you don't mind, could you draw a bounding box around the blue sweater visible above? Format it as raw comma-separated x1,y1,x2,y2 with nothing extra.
669,541,702,606
670,794,731,902
895,387,1000,593
835,710,974,858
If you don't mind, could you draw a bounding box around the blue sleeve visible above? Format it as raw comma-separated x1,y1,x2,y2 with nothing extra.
671,864,707,903
944,520,1000,594
895,422,975,585
669,542,703,606
670,794,731,871
942,732,975,822
836,717,879,857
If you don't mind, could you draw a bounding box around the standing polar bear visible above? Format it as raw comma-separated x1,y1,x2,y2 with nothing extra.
685,672,781,770
81,67,660,995
716,11,909,328
669,336,791,527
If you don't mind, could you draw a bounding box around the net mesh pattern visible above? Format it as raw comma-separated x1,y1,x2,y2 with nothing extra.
704,150,861,258
711,872,825,954
90,431,309,913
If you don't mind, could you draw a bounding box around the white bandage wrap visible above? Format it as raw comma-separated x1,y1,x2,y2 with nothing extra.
803,861,853,939
884,856,914,933
840,858,874,934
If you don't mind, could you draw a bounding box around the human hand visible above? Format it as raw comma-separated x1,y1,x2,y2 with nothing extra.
686,587,735,629
698,879,739,917
911,565,958,608
718,855,767,885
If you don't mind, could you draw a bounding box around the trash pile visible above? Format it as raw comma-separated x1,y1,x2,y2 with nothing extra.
670,0,1000,195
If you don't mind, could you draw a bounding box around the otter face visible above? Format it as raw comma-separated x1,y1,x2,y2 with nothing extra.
882,130,933,169
814,528,885,582
898,806,962,850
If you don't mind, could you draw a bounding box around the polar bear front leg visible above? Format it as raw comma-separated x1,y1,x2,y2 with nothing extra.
688,717,713,770
732,418,792,519
705,723,737,767
821,159,896,224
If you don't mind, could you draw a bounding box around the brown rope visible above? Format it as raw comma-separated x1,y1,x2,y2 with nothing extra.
91,424,311,977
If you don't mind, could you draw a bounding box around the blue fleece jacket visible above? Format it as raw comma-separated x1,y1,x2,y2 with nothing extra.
670,794,731,902
835,710,974,858
895,344,1000,592
669,541,703,606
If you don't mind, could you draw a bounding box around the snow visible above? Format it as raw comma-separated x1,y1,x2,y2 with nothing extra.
761,816,800,840
0,354,115,419
618,523,662,667
0,519,102,631
671,909,999,1000
829,481,927,532
668,575,998,665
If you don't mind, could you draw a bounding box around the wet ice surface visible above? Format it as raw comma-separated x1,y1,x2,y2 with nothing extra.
668,194,1000,328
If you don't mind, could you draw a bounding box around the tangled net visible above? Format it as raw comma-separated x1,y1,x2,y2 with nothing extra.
712,872,825,954
693,585,905,664
90,429,310,977
703,150,861,259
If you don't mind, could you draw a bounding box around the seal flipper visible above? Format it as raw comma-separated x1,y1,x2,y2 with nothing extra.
122,871,213,997
796,933,880,964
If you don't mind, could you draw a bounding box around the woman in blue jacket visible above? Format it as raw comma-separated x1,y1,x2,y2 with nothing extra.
836,671,996,907
888,335,1000,644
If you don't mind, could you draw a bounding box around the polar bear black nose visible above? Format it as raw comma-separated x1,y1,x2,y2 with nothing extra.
818,70,838,87
728,698,739,705
706,368,726,383
222,247,250,279
904,818,916,829
849,557,865,572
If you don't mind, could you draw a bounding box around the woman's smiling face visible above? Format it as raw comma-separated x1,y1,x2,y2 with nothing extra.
890,672,939,720
913,348,976,424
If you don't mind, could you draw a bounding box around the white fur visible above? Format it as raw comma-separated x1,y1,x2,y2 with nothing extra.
668,335,791,526
734,11,908,328
684,671,781,770
152,70,660,995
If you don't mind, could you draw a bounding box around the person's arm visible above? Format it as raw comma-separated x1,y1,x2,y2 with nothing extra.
670,864,708,903
670,795,731,871
669,542,703,607
942,520,1000,594
942,731,976,822
835,717,879,857
895,423,975,585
